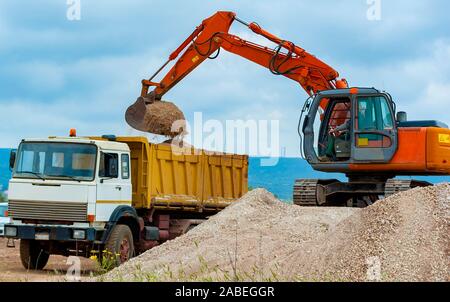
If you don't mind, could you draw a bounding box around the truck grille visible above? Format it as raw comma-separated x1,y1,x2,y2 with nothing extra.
8,200,88,222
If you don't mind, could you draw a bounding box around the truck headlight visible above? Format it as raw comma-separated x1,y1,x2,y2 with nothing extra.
73,229,86,240
5,226,17,237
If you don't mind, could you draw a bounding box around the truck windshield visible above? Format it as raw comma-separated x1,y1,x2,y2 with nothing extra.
13,142,97,181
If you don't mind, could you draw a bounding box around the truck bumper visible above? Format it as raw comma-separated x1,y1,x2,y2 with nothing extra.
4,224,100,242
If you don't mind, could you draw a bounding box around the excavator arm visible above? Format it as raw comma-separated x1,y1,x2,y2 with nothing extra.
126,11,348,133
141,11,347,99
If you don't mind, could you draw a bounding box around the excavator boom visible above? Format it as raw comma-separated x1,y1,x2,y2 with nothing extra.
142,11,346,99
125,11,347,133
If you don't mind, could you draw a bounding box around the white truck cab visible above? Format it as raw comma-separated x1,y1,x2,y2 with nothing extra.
5,135,135,269
4,132,249,270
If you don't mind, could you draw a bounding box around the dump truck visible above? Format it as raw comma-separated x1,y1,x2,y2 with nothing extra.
4,132,248,269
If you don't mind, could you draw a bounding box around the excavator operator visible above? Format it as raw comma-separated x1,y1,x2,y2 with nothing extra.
320,120,350,161
320,103,369,161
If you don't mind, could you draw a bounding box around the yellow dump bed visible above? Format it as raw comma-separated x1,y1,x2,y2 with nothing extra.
113,137,248,212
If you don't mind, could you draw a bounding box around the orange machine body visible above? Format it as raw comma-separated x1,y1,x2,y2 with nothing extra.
350,127,450,175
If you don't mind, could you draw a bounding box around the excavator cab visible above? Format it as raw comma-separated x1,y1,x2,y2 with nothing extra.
295,87,444,207
303,87,398,169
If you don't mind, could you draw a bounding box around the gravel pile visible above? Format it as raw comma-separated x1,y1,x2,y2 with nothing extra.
286,183,449,281
101,183,449,282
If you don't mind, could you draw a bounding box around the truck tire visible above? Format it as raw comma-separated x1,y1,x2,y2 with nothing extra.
20,240,50,270
104,224,134,266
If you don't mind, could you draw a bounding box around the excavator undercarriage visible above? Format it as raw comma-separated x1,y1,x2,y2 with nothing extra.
293,177,432,207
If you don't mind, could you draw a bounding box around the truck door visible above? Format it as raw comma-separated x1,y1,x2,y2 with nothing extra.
119,153,132,203
352,95,398,162
96,151,131,221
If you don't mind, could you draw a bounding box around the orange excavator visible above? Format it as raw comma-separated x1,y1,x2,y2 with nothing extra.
126,11,450,207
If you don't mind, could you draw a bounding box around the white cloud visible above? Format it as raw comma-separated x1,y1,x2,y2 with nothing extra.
10,62,65,92
338,38,450,124
409,82,450,123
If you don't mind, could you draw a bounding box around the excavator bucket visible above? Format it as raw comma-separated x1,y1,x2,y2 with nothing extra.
125,96,149,132
125,92,186,137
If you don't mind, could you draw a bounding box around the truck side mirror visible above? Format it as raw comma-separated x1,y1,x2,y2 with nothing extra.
9,149,16,170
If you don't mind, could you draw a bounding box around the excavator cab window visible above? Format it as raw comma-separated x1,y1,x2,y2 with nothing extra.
355,96,394,148
317,97,352,161
352,94,398,162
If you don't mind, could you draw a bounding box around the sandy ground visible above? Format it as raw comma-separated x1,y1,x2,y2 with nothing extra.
0,238,97,282
1,183,448,282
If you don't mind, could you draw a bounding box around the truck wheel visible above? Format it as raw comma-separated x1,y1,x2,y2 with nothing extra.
20,240,50,270
105,224,134,266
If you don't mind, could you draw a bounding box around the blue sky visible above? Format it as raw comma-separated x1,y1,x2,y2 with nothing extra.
0,0,449,156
